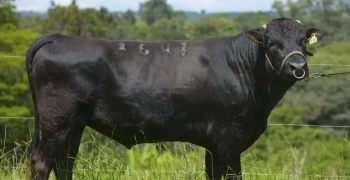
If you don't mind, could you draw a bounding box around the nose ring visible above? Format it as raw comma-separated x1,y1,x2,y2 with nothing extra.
293,69,306,79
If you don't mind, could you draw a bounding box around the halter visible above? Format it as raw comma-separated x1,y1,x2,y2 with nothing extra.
265,51,306,79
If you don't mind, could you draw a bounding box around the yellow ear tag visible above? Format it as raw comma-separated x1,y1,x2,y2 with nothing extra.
309,33,317,44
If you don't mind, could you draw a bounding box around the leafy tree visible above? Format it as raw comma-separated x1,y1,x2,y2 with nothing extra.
233,12,273,31
18,15,44,34
139,0,173,25
147,16,186,40
43,1,120,38
123,9,137,25
0,0,16,26
42,2,79,35
190,14,240,38
109,24,138,40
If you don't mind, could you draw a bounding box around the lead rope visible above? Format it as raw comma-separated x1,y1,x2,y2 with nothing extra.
265,51,350,81
305,71,350,81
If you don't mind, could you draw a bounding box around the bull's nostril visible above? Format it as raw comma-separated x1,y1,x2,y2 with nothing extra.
302,63,307,69
289,62,306,71
289,63,296,70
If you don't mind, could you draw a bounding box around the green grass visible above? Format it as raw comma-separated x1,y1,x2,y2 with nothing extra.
1,128,350,180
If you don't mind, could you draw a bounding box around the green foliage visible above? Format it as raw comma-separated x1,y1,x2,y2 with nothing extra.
189,14,240,38
0,25,40,54
139,0,173,25
244,105,350,177
0,0,16,26
17,15,44,34
42,2,120,38
147,16,186,40
0,2,40,149
233,12,273,31
1,133,349,179
0,54,38,150
285,76,350,128
123,9,137,25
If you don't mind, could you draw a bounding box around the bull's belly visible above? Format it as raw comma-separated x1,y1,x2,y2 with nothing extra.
87,103,209,149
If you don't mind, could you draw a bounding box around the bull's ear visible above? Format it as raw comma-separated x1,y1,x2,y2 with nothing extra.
246,30,263,44
306,28,322,39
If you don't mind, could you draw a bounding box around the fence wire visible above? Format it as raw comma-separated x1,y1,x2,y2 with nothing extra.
0,117,34,119
1,116,350,128
309,63,350,67
0,56,25,58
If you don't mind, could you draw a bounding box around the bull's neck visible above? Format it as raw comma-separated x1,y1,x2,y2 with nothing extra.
227,34,295,119
252,44,295,119
264,71,295,116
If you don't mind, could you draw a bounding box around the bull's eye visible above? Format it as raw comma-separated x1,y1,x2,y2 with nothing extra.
267,41,281,50
268,42,275,48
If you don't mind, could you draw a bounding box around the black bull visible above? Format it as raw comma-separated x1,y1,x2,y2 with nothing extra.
26,18,321,179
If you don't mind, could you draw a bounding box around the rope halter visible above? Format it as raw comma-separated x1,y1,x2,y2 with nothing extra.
265,51,306,79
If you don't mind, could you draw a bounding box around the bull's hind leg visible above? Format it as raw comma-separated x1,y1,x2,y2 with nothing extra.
30,91,96,180
30,127,85,180
52,126,85,180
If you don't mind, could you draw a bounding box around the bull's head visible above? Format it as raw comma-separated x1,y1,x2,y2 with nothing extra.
247,18,322,81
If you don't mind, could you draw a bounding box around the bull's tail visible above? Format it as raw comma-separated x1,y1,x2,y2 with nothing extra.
25,34,58,179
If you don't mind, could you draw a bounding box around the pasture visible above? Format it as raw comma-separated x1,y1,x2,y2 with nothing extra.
1,120,349,179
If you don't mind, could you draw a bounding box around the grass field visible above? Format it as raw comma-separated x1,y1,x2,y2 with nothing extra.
1,126,349,180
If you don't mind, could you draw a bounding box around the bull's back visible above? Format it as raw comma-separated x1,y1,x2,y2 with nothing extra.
33,35,225,89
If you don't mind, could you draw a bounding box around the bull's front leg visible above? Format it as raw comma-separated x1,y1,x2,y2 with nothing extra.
205,148,242,180
205,123,244,180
